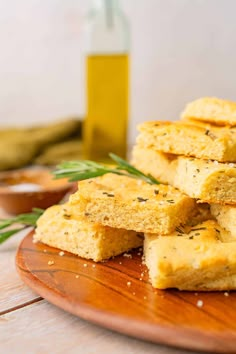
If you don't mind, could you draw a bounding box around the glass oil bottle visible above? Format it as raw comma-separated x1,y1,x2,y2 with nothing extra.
84,0,130,162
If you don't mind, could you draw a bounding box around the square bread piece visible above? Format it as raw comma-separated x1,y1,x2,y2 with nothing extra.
34,204,143,262
71,174,196,234
132,145,236,204
211,204,236,238
181,97,236,126
144,220,236,291
137,120,236,162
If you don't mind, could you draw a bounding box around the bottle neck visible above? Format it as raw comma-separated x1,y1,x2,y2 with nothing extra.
92,0,121,29
86,0,129,54
92,0,120,10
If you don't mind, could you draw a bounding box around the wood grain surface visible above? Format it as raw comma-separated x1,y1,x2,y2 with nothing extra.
0,228,41,313
16,231,236,353
1,300,194,354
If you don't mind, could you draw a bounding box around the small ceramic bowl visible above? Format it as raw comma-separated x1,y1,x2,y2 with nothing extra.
0,168,74,215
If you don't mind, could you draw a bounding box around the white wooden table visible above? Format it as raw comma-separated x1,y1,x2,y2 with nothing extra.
0,208,201,354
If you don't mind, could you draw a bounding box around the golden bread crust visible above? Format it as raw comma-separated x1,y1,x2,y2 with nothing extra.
132,145,236,204
144,220,236,290
181,97,236,126
137,120,236,162
71,174,196,234
34,203,142,262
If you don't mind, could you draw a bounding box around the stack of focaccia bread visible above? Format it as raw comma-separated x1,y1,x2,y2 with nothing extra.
35,97,236,291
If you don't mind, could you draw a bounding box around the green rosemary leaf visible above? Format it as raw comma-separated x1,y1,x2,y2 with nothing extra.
53,154,160,185
0,208,44,245
0,219,12,230
0,228,24,244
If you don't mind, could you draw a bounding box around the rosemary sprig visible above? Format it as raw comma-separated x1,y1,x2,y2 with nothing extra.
0,208,44,244
54,153,160,185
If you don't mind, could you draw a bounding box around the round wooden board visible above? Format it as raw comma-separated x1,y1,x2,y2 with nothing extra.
16,231,236,353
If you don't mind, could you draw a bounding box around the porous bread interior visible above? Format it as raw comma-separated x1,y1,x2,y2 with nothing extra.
132,145,236,204
34,204,142,262
72,173,196,234
211,204,236,238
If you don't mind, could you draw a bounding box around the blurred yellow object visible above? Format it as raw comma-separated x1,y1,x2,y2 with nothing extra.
0,118,82,171
0,141,38,170
84,54,128,162
35,139,83,166
28,118,82,146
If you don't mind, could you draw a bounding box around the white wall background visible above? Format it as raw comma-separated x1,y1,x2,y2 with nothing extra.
0,0,236,142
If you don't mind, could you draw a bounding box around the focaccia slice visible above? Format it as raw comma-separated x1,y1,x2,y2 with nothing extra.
34,204,143,262
137,120,236,162
71,174,196,234
211,204,236,238
181,97,236,126
132,145,236,204
144,220,236,291
131,145,176,185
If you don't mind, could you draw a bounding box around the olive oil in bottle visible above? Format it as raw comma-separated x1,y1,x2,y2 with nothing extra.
83,0,130,162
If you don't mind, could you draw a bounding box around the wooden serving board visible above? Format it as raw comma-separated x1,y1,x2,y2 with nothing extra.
16,231,236,353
